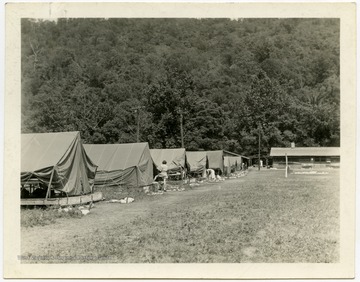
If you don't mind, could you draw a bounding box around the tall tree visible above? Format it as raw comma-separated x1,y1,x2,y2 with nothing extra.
21,18,340,152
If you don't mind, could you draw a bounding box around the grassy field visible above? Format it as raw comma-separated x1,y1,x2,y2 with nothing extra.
21,168,339,263
21,206,83,228
21,180,190,228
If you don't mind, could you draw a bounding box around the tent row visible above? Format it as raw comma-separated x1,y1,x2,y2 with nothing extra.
186,150,249,176
21,131,248,200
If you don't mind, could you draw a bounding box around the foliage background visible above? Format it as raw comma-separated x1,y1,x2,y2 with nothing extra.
21,18,340,156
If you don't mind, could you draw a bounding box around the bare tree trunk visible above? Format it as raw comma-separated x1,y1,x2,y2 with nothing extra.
136,109,140,143
180,112,184,148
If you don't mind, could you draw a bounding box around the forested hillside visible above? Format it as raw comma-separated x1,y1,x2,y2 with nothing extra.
21,18,340,156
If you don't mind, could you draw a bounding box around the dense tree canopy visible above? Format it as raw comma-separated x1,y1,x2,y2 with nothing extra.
21,18,340,156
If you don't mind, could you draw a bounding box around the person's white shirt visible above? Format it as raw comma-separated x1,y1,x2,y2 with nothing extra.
159,164,168,178
206,169,215,180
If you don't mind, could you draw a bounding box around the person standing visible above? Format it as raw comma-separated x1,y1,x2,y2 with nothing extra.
158,160,168,191
206,168,216,181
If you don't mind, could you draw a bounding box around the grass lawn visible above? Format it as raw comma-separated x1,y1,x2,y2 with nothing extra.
20,168,339,263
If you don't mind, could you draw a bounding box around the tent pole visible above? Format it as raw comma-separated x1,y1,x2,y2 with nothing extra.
45,168,55,200
285,153,288,178
91,167,98,193
180,112,184,148
132,106,144,142
136,109,140,143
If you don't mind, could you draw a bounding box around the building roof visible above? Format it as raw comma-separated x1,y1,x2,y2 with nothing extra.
223,150,249,159
270,147,340,157
223,150,240,157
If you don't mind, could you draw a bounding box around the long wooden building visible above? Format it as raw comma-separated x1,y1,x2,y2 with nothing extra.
270,147,340,169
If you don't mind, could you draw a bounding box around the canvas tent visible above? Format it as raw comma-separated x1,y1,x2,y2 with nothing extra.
223,151,242,168
186,151,208,174
150,148,186,174
21,131,97,197
224,156,242,175
206,150,224,173
84,143,153,188
240,155,250,167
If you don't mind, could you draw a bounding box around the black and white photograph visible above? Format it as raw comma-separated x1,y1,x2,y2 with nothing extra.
3,2,356,279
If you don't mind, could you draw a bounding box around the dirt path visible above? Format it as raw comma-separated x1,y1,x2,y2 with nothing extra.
20,180,233,256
